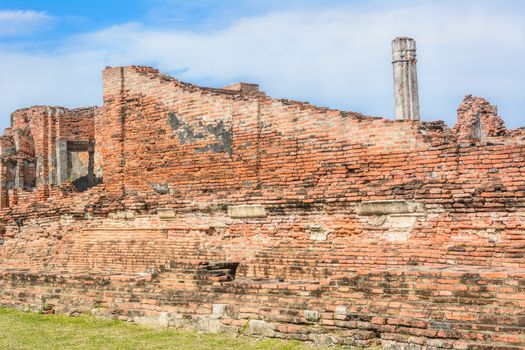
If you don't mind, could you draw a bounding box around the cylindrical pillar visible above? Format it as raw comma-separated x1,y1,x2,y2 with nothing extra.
392,37,420,121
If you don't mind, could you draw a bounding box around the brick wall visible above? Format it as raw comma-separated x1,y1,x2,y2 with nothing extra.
1,106,96,204
0,66,525,349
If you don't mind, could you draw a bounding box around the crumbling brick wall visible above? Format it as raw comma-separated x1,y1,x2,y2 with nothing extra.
453,95,507,141
0,66,525,348
1,106,96,205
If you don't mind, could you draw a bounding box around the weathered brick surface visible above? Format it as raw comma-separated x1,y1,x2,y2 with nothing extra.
1,65,525,349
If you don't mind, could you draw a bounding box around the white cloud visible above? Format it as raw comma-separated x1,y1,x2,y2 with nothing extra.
0,1,524,130
0,10,52,36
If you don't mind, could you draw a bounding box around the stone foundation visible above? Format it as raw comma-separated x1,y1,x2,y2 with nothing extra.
2,265,524,348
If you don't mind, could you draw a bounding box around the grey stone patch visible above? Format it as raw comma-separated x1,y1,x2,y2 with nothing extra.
94,151,103,179
304,310,320,322
428,171,439,179
310,334,337,347
334,306,347,316
384,229,411,242
167,112,181,130
367,216,387,227
47,149,57,186
426,339,445,348
357,200,425,216
189,201,226,212
382,215,420,242
3,146,15,156
382,342,399,350
228,205,267,218
195,120,233,155
430,320,451,329
453,228,501,243
309,231,328,241
383,341,422,350
247,320,275,337
90,308,113,320
472,113,482,139
480,229,501,243
69,150,95,191
36,155,43,186
151,183,170,195
212,304,227,319
166,112,233,155
59,215,75,226
4,179,15,188
198,317,223,333
55,140,68,185
69,151,89,181
386,215,418,228
178,125,205,144
133,313,170,328
168,313,189,328
357,201,427,243
110,210,135,220
158,312,170,327
305,224,332,241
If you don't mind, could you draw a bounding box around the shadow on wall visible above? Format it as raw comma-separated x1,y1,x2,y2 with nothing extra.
72,175,102,192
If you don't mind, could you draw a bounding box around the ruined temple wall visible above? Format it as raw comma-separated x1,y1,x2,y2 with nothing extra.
1,67,524,275
1,66,525,347
98,67,525,207
99,66,427,199
5,106,96,194
81,66,525,273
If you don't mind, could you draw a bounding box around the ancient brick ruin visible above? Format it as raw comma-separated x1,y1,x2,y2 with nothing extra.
1,51,525,349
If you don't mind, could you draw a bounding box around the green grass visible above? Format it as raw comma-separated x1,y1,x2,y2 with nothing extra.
0,307,337,350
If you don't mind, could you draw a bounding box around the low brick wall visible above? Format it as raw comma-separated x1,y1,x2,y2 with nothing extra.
1,265,524,348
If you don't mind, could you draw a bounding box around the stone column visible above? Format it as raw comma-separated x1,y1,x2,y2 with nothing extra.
14,160,22,189
13,133,23,189
56,140,68,185
392,37,420,121
88,142,95,186
0,159,7,208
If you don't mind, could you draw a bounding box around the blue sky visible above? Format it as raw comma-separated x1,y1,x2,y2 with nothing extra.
0,0,524,130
